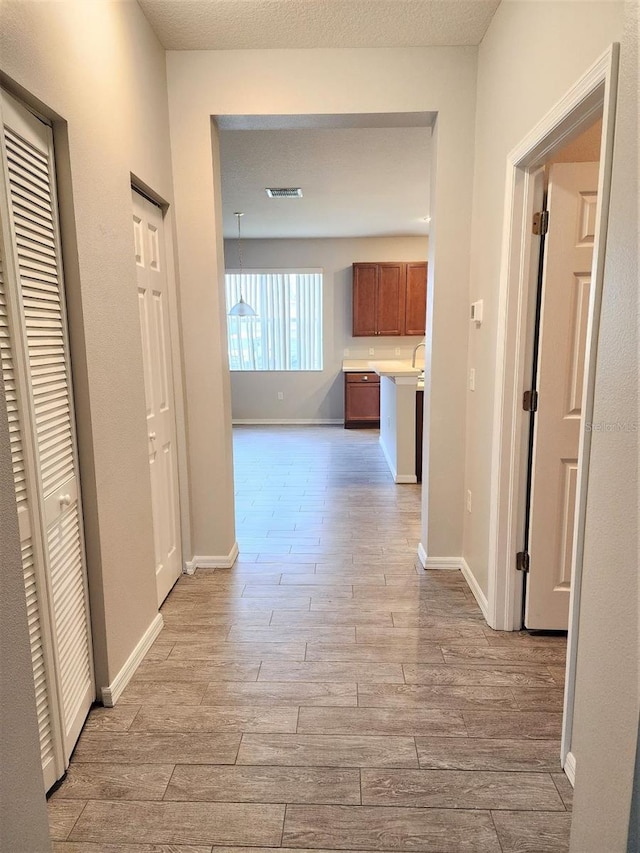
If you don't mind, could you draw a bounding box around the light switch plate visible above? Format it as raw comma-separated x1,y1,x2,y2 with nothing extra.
470,300,483,326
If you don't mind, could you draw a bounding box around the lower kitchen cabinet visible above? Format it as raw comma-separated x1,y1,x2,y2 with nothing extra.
344,372,380,428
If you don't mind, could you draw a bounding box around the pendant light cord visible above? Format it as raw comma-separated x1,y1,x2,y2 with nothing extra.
236,212,244,274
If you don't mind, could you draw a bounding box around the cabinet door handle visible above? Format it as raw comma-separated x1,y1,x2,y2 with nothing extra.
363,375,369,381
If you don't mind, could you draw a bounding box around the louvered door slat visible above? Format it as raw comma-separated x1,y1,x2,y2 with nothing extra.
22,543,55,768
48,505,91,722
2,90,93,775
5,129,49,167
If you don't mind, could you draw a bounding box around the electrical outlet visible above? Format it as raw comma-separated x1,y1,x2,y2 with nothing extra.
394,347,401,356
466,490,472,513
343,348,350,357
277,391,284,400
368,347,375,356
469,368,476,391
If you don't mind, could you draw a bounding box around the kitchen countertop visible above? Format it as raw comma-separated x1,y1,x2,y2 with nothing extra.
342,358,423,378
341,360,374,372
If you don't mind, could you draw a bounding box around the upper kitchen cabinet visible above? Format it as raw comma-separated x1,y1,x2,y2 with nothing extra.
404,262,428,336
352,262,427,337
352,263,378,336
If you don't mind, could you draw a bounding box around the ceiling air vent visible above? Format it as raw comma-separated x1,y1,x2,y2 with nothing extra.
265,187,303,198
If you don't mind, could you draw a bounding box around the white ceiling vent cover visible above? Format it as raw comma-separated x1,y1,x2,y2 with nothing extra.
265,187,303,198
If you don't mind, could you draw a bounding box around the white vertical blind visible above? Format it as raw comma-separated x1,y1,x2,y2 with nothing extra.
225,271,323,371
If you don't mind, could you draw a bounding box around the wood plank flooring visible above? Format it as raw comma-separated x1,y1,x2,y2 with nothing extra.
50,426,571,852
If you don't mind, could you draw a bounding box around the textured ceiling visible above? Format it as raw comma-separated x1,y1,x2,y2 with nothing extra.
220,124,431,239
138,0,501,50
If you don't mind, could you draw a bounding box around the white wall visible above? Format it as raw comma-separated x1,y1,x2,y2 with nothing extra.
0,0,175,690
569,4,639,849
167,46,478,560
224,236,427,421
462,0,625,593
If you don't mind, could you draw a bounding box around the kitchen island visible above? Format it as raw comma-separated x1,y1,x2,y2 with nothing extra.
342,359,423,483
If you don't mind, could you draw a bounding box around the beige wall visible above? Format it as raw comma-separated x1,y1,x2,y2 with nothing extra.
167,46,478,560
0,382,51,852
463,0,625,592
569,4,639,849
0,0,175,688
224,236,428,421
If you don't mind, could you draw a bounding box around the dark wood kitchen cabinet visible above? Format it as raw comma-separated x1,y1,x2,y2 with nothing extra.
352,262,427,337
344,372,380,428
405,263,428,336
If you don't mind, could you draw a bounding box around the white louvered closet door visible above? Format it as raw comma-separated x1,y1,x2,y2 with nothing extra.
0,89,94,787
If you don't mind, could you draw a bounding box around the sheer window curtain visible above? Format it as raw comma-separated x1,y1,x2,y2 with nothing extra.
225,271,323,371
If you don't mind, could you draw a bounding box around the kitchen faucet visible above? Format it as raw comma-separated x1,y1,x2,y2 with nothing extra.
412,342,426,368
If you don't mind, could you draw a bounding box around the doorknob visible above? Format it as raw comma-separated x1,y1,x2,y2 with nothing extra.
59,494,71,508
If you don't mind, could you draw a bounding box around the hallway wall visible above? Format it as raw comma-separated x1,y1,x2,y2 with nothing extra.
224,236,428,422
569,3,639,848
167,45,478,561
460,1,636,849
462,0,625,596
0,1,176,691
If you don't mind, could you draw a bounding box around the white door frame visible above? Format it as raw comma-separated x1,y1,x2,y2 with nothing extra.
485,45,619,771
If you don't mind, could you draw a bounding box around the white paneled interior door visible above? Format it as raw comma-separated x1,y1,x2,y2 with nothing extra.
132,189,181,605
0,89,94,789
526,162,599,630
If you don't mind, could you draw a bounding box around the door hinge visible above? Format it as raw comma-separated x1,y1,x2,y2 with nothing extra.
516,551,530,573
532,210,549,236
523,389,538,412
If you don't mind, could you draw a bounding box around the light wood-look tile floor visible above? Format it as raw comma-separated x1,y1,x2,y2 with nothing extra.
49,426,571,853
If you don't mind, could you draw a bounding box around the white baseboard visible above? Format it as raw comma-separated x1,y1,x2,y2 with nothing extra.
418,553,490,622
564,751,576,787
378,436,416,484
101,612,164,707
460,557,490,622
185,542,239,573
423,557,465,571
232,418,343,425
379,436,397,481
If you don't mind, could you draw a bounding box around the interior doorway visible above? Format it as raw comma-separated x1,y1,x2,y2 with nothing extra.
523,155,601,631
132,188,183,606
0,88,95,791
486,46,619,780
216,114,433,522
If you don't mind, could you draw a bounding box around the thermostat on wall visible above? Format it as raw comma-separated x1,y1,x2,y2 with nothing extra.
470,300,483,326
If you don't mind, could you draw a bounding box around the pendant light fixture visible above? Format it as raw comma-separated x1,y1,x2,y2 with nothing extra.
228,212,257,317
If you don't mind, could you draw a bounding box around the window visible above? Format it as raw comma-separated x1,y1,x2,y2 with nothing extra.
225,270,323,371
